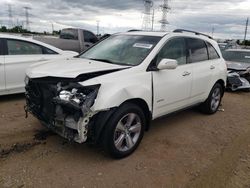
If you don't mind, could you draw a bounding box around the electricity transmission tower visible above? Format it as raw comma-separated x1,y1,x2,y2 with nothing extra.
159,0,171,31
8,4,13,28
24,6,31,30
142,0,154,31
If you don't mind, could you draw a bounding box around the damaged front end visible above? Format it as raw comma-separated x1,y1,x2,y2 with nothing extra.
25,77,100,143
227,68,250,91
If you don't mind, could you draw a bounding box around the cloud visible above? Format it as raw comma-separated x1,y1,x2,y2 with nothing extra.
0,0,249,39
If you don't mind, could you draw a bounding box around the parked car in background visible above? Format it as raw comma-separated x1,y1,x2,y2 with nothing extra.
222,49,250,91
0,34,78,96
34,28,99,53
25,30,227,158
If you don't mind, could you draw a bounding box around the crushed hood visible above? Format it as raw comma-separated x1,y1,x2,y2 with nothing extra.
226,61,250,71
26,57,130,79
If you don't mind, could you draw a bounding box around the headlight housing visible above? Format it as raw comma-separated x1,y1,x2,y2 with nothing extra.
56,84,100,110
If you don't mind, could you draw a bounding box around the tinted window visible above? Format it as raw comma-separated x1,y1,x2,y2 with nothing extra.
84,31,98,43
0,39,3,55
43,47,58,54
187,38,208,63
207,42,220,59
7,40,43,55
157,37,187,65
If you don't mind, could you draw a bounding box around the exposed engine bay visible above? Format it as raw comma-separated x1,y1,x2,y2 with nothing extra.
25,77,100,143
227,68,250,91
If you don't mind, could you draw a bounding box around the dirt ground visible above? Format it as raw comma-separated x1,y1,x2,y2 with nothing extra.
0,92,250,188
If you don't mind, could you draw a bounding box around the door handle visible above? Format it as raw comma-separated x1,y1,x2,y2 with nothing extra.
85,44,90,47
210,65,215,70
182,71,191,76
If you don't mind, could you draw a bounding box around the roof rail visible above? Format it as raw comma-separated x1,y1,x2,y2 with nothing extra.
173,29,213,39
127,29,142,32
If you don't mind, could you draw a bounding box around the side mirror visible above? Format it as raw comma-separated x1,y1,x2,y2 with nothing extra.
157,59,178,70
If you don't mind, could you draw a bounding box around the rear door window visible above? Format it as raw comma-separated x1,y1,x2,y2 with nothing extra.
187,38,209,63
7,39,43,55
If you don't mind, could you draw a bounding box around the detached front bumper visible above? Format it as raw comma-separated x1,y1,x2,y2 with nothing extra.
25,78,99,143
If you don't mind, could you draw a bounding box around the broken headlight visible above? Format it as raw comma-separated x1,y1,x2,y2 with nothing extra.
55,84,100,111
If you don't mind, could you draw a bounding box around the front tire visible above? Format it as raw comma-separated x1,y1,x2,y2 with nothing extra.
200,83,223,114
102,103,145,158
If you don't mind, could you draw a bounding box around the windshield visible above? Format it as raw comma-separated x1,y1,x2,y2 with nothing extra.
80,35,161,66
222,50,250,63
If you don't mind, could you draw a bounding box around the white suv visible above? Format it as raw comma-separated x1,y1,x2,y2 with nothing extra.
25,30,227,158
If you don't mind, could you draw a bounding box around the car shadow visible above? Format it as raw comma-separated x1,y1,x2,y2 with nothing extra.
0,93,25,102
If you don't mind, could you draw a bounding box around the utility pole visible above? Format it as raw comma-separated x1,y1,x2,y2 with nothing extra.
212,26,215,38
244,17,249,45
151,8,155,31
96,20,100,35
51,22,54,34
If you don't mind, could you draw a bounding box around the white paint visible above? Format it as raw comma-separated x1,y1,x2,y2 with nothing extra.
0,34,78,96
27,31,227,121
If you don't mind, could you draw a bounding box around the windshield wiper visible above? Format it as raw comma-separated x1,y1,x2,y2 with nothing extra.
89,58,131,66
89,58,115,64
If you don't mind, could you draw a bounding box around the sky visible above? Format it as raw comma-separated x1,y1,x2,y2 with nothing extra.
0,0,250,39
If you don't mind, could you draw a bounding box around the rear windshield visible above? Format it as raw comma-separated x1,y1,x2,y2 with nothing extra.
60,29,78,40
222,50,250,63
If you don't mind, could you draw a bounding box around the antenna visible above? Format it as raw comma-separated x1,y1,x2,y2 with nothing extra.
159,0,171,31
142,0,153,31
23,6,31,31
8,4,13,28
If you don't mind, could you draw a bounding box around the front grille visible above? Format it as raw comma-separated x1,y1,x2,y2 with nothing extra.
26,80,57,124
227,76,242,86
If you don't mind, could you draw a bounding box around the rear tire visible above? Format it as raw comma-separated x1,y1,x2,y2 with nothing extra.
102,103,145,158
200,83,223,114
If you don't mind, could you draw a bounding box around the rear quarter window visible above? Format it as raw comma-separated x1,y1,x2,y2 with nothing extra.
43,47,58,54
206,42,220,59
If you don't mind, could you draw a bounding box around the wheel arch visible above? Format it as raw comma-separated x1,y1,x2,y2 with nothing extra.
90,98,151,145
122,98,152,131
215,79,226,97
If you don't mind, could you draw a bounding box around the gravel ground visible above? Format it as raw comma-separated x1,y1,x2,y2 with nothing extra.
0,92,250,188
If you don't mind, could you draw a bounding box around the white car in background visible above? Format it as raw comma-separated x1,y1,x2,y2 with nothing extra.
0,34,78,96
